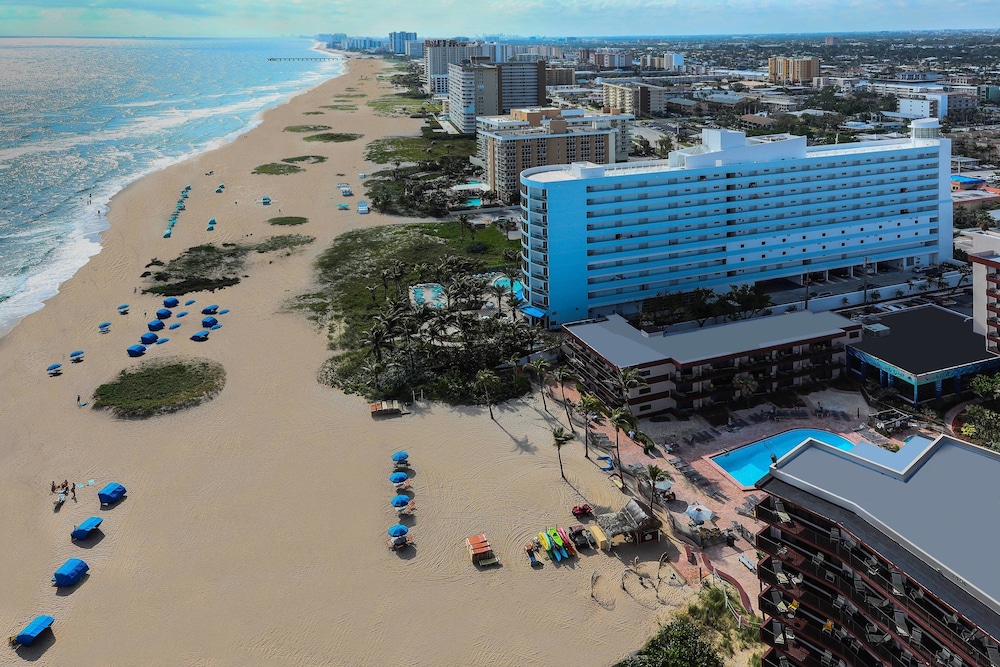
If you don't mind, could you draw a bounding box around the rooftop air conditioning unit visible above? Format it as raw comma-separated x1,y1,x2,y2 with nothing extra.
863,323,890,338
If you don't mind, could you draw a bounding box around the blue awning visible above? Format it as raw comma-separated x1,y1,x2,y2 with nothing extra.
519,305,547,318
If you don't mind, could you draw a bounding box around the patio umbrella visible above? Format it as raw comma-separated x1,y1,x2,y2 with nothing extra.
47,363,62,372
169,323,181,330
686,504,714,524
185,299,196,306
654,479,674,492
98,322,111,329
155,337,169,344
391,451,409,462
117,304,129,311
163,297,180,308
219,309,230,315
176,311,188,318
391,495,411,508
69,350,84,358
390,472,408,484
388,524,409,537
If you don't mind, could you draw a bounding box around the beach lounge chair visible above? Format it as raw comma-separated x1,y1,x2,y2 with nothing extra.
772,560,789,584
596,455,614,471
609,474,625,492
774,499,792,524
770,591,788,613
771,620,785,645
739,553,757,572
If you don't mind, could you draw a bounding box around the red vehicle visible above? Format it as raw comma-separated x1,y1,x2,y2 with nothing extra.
572,504,593,518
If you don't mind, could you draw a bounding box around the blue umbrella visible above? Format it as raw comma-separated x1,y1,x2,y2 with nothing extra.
69,350,84,358
156,308,172,319
390,472,408,484
117,304,129,310
177,311,188,318
219,308,230,315
391,495,411,508
169,322,181,330
98,322,111,329
388,524,409,537
210,324,222,330
155,337,169,344
391,451,409,462
163,297,179,308
185,299,196,305
47,363,62,372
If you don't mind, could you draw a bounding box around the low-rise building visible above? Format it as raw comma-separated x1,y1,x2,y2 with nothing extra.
755,433,1000,667
563,311,859,414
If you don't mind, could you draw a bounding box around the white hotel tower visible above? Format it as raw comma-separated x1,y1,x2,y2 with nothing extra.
518,119,952,326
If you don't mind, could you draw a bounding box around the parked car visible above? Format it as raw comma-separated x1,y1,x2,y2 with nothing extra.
817,291,834,298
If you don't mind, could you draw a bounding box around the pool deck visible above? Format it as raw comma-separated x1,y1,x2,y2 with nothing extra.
550,382,942,615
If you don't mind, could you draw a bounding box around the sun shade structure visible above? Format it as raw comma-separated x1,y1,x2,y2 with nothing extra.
47,363,62,372
190,330,210,342
391,451,409,462
155,308,172,319
97,482,126,505
163,297,180,308
390,472,408,484
388,524,409,537
117,304,129,311
71,517,103,540
185,299,196,306
139,332,158,345
69,350,84,358
201,304,219,315
52,558,89,587
686,504,715,524
169,322,181,330
14,615,54,647
201,316,218,328
126,344,146,357
147,320,164,332
390,495,411,508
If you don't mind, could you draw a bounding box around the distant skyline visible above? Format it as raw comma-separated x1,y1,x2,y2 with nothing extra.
0,0,998,39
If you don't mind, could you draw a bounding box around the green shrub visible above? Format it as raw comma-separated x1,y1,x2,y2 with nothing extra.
303,132,363,143
253,234,315,253
93,358,226,419
252,163,304,175
284,124,331,132
282,155,327,164
267,216,308,226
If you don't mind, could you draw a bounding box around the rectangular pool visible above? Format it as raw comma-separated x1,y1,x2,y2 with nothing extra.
710,428,855,487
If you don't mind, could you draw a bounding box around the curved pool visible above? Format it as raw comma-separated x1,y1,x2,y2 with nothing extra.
493,275,525,294
710,428,855,487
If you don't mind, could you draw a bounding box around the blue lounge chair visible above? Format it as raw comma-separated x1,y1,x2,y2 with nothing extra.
597,455,614,472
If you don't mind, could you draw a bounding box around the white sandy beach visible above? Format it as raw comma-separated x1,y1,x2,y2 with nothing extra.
0,58,686,666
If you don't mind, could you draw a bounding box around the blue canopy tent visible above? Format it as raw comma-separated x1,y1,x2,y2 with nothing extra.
126,344,146,358
201,304,219,315
190,330,210,342
163,297,180,308
98,482,126,505
71,516,104,540
168,322,182,330
139,332,158,345
155,308,172,319
52,558,89,587
147,319,164,331
201,316,218,328
14,615,54,647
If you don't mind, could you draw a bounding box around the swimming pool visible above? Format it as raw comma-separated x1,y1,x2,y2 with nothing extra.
710,429,855,487
493,275,525,294
465,198,482,207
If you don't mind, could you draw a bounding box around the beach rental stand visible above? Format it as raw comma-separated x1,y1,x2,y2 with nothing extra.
70,517,104,540
97,482,126,505
13,615,54,647
52,558,89,587
126,344,146,358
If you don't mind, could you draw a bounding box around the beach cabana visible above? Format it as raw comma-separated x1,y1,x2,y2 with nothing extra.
147,319,165,331
126,344,146,358
190,330,210,342
163,297,180,308
155,308,172,319
71,516,104,540
98,482,126,505
139,332,158,345
13,615,54,647
52,558,89,587
201,304,218,315
201,316,218,328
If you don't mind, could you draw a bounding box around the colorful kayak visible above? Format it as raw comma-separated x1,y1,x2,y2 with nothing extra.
558,527,576,557
538,531,558,561
548,527,569,560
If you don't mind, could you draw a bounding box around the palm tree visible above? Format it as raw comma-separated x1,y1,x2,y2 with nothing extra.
474,369,500,420
551,426,574,480
577,393,605,460
488,284,508,317
456,213,471,240
608,407,634,474
526,357,552,411
733,373,759,409
552,366,577,432
364,324,391,363
644,464,670,509
613,366,646,415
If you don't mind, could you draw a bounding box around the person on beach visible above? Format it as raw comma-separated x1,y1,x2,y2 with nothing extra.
71,485,76,500
63,480,68,491
51,481,56,493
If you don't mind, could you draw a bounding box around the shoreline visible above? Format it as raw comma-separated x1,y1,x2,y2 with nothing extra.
0,42,344,340
0,57,671,665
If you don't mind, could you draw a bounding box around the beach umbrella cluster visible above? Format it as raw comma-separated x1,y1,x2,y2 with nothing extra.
107,297,232,355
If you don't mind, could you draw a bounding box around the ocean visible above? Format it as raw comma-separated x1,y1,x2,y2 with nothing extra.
0,37,343,336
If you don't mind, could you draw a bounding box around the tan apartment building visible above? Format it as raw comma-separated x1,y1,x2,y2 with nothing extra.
602,81,670,116
545,66,576,86
447,60,546,134
423,39,487,95
768,57,820,84
475,107,633,202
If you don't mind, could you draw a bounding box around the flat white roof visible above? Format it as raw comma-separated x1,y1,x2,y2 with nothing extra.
565,311,855,368
771,434,1000,617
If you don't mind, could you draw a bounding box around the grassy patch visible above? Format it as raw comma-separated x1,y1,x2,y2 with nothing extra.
284,124,332,132
333,93,366,99
267,216,308,226
364,134,476,163
93,358,226,419
252,163,304,175
302,111,324,115
282,155,327,164
303,132,363,143
319,104,357,111
143,237,315,296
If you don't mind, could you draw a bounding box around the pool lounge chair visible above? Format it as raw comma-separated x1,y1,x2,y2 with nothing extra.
774,499,792,524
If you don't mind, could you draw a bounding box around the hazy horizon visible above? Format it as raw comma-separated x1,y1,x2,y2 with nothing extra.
1,0,999,40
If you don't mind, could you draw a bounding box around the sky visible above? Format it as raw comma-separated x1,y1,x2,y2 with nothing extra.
0,0,997,39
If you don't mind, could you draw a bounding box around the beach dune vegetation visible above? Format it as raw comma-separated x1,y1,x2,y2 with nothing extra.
252,163,304,175
284,124,331,132
92,358,226,419
304,132,364,143
282,155,327,164
267,216,308,226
